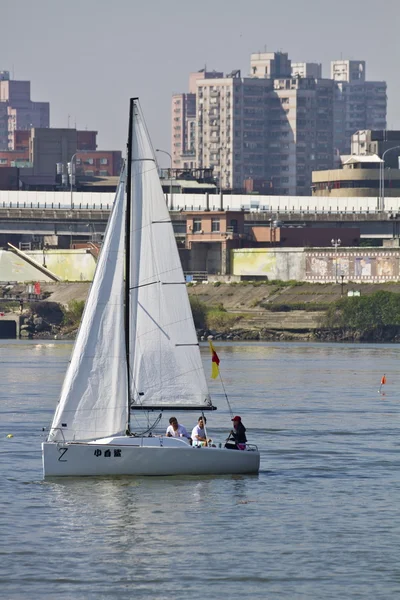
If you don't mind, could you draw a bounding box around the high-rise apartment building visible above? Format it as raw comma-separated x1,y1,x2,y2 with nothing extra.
0,71,49,151
331,60,386,156
172,69,223,170
196,70,272,190
268,76,334,195
172,53,385,195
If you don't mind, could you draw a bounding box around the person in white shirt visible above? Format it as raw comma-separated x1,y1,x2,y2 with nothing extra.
166,417,190,442
191,416,210,446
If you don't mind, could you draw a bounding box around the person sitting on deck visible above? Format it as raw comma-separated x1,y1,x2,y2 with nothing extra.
166,417,191,443
191,416,211,447
225,416,247,450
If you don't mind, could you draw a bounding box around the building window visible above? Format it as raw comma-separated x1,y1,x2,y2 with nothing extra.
211,218,220,232
193,218,202,233
86,170,94,175
86,158,94,165
100,158,108,165
99,170,109,176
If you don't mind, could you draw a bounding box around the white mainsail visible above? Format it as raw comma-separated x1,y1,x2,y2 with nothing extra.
48,169,128,442
129,105,212,408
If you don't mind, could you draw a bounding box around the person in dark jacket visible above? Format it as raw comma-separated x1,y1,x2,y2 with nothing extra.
225,415,247,450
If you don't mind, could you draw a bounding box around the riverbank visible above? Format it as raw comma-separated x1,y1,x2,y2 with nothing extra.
4,280,400,342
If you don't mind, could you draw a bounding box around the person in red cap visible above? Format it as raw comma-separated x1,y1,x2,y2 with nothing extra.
225,415,247,450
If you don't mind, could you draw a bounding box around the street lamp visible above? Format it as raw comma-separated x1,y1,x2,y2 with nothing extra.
69,153,78,210
331,238,341,283
380,145,400,212
156,149,173,210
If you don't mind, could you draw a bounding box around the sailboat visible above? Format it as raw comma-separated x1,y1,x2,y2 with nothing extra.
42,98,260,477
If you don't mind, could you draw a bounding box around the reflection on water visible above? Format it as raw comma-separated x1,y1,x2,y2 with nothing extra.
2,340,400,599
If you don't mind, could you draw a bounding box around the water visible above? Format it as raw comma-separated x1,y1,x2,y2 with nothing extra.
2,340,400,599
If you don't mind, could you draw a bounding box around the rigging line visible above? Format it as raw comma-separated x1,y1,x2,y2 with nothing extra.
218,370,234,420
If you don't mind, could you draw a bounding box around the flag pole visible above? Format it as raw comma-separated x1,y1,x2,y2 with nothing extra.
217,371,234,420
208,339,234,419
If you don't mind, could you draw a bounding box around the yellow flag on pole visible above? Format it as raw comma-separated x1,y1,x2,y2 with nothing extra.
209,340,220,379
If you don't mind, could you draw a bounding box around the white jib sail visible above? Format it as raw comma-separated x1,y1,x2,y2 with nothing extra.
129,104,212,408
48,168,128,442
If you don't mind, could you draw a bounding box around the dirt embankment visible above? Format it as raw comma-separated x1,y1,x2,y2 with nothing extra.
5,281,400,341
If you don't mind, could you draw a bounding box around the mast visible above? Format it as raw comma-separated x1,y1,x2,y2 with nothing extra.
125,97,137,434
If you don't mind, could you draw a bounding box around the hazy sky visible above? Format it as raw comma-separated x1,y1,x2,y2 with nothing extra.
2,0,399,166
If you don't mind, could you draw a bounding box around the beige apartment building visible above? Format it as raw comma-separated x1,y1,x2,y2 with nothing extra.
173,53,334,195
172,52,386,196
172,69,223,170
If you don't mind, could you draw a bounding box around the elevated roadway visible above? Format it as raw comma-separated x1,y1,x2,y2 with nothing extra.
0,206,399,239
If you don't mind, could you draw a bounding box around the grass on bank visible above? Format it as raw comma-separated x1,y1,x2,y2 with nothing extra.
189,296,242,331
323,290,400,333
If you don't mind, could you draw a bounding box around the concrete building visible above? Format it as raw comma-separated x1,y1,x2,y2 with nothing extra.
30,128,77,179
311,154,400,198
250,52,292,78
172,70,223,170
196,69,272,191
291,62,322,79
269,76,334,196
0,71,49,150
351,130,400,168
76,150,122,177
331,60,387,156
77,130,98,151
175,52,335,196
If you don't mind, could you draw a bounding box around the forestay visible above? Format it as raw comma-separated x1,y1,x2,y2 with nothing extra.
48,169,128,442
128,106,212,409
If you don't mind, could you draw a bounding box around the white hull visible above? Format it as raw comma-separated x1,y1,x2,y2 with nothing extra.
42,436,260,477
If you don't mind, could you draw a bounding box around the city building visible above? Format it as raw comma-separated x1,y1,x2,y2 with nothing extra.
173,54,387,197
77,130,98,151
268,75,334,196
176,53,334,195
0,71,49,150
76,150,122,177
311,154,400,198
172,69,223,170
196,69,273,191
351,130,400,168
331,60,387,156
291,63,322,79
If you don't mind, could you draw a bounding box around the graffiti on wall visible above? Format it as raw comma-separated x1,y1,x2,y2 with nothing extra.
232,250,277,276
306,251,400,282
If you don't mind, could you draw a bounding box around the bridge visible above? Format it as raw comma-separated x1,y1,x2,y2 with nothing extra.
0,205,399,240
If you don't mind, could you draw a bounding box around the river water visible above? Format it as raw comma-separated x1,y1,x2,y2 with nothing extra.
2,340,400,599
